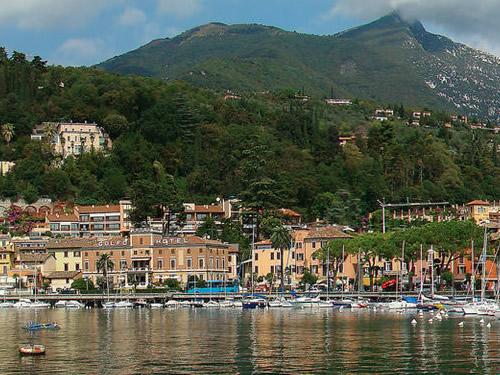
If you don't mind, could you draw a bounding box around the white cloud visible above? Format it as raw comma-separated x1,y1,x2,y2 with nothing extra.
0,0,115,30
157,0,204,18
116,7,147,26
55,38,105,66
326,0,500,57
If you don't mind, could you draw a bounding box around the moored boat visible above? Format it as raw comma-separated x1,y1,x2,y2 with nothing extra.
19,344,45,355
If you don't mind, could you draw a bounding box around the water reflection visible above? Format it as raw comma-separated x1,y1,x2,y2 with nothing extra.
1,308,500,374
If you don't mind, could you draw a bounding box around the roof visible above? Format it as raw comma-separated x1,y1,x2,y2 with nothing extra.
47,238,96,249
76,205,120,214
305,226,353,240
19,253,55,263
47,213,79,222
189,205,224,214
46,271,82,279
276,208,301,217
255,239,272,246
466,200,490,206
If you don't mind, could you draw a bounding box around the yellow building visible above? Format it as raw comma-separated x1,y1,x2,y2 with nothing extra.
252,225,354,287
46,238,91,274
466,200,490,224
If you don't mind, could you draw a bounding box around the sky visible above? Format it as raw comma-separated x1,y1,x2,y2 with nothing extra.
1,0,500,67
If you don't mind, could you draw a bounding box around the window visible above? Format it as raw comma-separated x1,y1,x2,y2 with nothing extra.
80,215,89,222
50,223,60,231
254,253,258,261
216,257,220,269
64,263,69,271
93,224,104,230
108,215,120,221
84,252,88,257
159,250,162,255
270,252,274,260
139,238,143,245
134,250,137,255
108,223,120,229
311,265,318,274
187,257,192,269
209,257,214,268
157,258,164,269
61,225,70,231
458,265,466,274
170,258,176,269
296,253,304,261
478,206,486,213
312,242,316,249
277,252,280,260
120,259,127,269
459,256,464,264
171,249,175,254
93,216,104,222
75,263,80,271
254,266,259,274
121,251,125,256
71,223,78,231
384,262,393,271
271,265,274,274
222,257,225,270
292,252,295,260
96,252,99,256
145,250,149,255
296,242,303,249
84,260,89,271
66,278,70,284
198,257,204,269
297,266,304,274
64,251,68,257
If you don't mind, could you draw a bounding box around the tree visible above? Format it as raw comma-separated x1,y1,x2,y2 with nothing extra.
1,123,15,147
96,253,114,279
270,225,292,293
300,268,318,290
71,277,95,292
195,217,219,239
313,238,351,287
103,113,128,140
347,232,397,291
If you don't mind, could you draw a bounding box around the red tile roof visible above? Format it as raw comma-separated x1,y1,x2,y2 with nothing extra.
305,226,353,240
466,200,490,206
47,213,79,222
76,205,121,214
187,205,224,214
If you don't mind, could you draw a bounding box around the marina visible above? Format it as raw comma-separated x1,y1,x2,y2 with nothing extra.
3,307,500,374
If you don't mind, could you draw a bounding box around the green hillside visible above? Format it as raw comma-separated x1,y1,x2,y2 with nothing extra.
1,50,500,237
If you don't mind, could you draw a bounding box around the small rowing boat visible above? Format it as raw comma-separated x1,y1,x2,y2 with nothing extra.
19,344,45,355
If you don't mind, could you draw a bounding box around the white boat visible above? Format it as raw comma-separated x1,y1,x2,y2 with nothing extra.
232,300,243,308
319,300,334,308
114,300,134,309
14,299,50,309
180,300,192,308
386,300,417,310
55,300,85,309
203,300,220,308
0,301,15,308
290,295,321,308
150,303,164,309
218,300,234,308
350,299,369,308
164,300,180,308
102,301,116,309
462,302,497,316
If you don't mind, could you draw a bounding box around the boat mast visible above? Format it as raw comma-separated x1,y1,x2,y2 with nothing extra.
326,245,330,301
471,240,475,302
341,245,345,298
419,244,423,301
480,222,488,302
430,246,434,299
251,226,255,296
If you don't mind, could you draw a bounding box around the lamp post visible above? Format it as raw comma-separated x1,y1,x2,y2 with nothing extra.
377,198,386,233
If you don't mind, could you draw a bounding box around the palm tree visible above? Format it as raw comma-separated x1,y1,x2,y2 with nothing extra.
270,225,292,293
96,253,114,279
1,123,15,148
43,123,57,145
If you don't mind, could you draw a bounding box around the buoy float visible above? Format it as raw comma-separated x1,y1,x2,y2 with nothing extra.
458,321,464,327
411,319,418,325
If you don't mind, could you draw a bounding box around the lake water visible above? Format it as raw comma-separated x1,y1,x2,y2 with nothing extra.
1,307,500,374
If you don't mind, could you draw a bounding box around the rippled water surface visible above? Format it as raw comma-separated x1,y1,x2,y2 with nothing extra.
1,307,500,374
